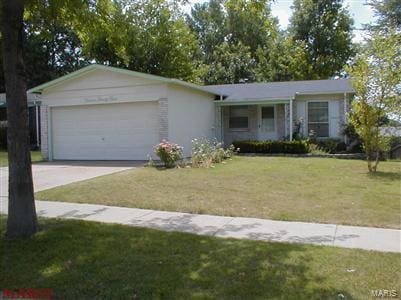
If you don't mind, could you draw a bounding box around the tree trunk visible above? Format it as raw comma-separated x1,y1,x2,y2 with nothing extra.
2,0,38,238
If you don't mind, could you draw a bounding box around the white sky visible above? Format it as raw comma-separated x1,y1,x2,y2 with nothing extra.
184,0,376,42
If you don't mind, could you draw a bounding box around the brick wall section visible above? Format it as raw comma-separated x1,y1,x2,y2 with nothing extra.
276,104,285,139
223,105,258,146
40,105,49,160
158,98,169,141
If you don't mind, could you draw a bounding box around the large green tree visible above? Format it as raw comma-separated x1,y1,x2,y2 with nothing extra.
187,0,226,65
369,0,401,30
187,0,279,84
256,34,312,82
204,41,256,84
125,0,199,81
0,0,199,92
82,0,199,81
289,0,354,79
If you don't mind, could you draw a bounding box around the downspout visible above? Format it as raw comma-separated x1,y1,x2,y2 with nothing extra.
35,101,40,148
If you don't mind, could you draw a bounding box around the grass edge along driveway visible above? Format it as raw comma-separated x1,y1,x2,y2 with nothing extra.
36,156,401,229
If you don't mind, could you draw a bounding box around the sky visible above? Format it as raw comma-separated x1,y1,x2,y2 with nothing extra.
185,0,376,42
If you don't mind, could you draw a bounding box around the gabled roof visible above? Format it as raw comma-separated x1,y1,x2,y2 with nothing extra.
204,79,354,101
28,64,219,96
28,64,355,101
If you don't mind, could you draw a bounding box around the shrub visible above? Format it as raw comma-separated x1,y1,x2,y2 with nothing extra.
315,138,343,154
308,143,329,155
191,138,237,168
224,144,238,159
341,123,363,153
154,140,183,168
388,136,401,149
232,140,309,154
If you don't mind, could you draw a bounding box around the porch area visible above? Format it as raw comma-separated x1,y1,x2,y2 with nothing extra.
215,100,295,146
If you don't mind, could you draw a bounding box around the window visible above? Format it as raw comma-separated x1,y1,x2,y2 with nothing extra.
261,106,275,131
308,102,329,137
229,106,248,129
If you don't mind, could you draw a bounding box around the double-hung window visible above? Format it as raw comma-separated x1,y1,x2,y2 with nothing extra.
308,102,329,137
229,106,249,129
261,106,275,132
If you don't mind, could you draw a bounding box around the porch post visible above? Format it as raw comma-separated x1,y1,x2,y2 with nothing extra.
344,92,348,144
35,102,40,148
289,99,293,141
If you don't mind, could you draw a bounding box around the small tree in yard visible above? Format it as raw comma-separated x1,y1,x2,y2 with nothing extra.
348,29,401,172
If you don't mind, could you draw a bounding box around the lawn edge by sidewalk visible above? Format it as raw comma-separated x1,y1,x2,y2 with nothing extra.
1,216,400,299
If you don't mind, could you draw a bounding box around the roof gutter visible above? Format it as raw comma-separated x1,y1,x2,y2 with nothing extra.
215,98,291,106
295,91,355,96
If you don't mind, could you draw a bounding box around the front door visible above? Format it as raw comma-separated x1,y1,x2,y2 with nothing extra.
258,105,277,140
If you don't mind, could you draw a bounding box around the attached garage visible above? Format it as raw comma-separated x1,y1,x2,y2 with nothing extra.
51,102,159,160
29,64,218,161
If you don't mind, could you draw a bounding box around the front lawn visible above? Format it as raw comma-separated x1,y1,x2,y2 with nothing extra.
36,157,401,228
0,150,43,167
0,218,399,299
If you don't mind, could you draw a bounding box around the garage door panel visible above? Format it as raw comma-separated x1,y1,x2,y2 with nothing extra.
51,102,159,160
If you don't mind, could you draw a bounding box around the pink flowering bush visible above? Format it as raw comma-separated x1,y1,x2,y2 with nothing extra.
155,140,183,168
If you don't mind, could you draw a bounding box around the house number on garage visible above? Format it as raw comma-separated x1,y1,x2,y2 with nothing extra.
84,96,118,104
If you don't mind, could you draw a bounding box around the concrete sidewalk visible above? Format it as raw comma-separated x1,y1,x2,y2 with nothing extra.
0,199,399,253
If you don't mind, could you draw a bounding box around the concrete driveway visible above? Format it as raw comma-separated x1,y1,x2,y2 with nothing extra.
0,161,141,198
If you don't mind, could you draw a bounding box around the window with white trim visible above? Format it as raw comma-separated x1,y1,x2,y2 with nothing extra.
308,102,329,137
261,106,275,132
229,105,248,129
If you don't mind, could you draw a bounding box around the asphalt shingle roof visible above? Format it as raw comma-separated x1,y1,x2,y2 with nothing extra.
204,79,354,101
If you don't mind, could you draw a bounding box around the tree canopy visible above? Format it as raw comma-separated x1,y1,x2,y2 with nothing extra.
0,0,358,92
289,0,354,79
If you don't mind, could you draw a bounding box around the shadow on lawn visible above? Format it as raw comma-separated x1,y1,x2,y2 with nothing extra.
368,171,401,181
1,219,354,299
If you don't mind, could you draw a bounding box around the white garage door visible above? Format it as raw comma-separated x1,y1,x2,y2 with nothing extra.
51,102,159,160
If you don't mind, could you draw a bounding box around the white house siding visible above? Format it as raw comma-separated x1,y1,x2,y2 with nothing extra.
295,94,345,139
41,69,168,106
167,85,216,157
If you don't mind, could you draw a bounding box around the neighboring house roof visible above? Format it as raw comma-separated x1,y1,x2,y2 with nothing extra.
380,127,401,137
0,93,41,107
28,64,219,96
204,79,354,101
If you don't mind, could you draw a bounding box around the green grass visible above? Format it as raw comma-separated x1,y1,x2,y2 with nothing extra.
36,156,401,229
0,150,43,167
1,217,399,299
